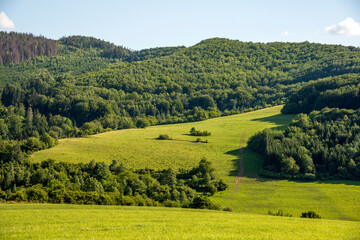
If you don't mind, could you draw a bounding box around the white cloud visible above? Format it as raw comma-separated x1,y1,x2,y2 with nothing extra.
281,30,294,36
0,11,15,29
325,17,360,36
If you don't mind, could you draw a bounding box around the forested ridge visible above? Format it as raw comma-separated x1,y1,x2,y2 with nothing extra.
0,32,359,185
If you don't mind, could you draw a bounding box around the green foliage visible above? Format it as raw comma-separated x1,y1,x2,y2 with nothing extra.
0,156,227,210
157,134,172,140
0,35,359,167
301,210,321,219
282,74,360,114
190,127,211,136
248,108,360,180
188,195,221,210
268,209,292,217
222,207,233,212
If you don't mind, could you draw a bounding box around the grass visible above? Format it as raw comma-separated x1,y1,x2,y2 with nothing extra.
1,204,359,240
31,106,360,221
32,106,293,172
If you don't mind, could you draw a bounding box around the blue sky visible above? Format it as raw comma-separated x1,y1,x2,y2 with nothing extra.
1,0,359,50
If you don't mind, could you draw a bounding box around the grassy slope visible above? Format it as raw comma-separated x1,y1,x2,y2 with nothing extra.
1,204,359,240
31,106,360,220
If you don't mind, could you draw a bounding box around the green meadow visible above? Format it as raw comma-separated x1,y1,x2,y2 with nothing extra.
31,106,360,221
1,204,359,240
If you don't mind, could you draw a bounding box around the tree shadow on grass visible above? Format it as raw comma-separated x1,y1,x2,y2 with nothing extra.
253,176,360,186
251,113,297,130
226,148,258,178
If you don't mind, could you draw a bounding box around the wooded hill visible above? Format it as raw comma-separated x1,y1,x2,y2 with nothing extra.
0,32,359,179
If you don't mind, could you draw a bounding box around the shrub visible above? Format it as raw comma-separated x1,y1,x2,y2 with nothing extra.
188,195,220,210
157,134,172,140
195,138,208,143
301,210,321,219
190,127,211,136
268,209,292,217
222,207,233,212
136,118,150,128
163,200,181,208
8,190,27,202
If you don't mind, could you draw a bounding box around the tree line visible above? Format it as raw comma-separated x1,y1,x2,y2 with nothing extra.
0,155,227,209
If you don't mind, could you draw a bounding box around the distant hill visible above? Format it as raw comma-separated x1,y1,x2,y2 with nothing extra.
0,32,359,150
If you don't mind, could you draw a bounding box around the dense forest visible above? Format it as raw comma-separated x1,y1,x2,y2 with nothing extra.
249,74,360,180
282,74,360,114
0,32,359,184
249,108,360,180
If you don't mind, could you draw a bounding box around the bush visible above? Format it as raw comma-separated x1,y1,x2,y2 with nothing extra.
195,138,208,143
136,118,150,128
268,209,292,217
26,187,49,203
157,134,172,140
188,195,220,210
122,196,135,206
190,127,211,136
301,210,321,219
163,200,181,208
8,190,27,202
222,207,233,212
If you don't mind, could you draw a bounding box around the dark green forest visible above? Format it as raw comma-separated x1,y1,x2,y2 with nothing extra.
249,73,360,180
282,74,360,114
0,154,226,209
0,32,359,190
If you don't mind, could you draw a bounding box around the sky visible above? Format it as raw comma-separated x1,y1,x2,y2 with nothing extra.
0,0,359,50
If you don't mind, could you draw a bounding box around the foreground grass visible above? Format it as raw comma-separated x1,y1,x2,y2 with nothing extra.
31,106,360,220
1,204,359,240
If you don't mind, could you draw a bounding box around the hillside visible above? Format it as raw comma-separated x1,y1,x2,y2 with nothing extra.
0,33,359,220
31,106,360,221
0,33,359,145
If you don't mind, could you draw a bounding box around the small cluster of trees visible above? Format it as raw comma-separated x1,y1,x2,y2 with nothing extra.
0,156,227,210
190,127,211,136
248,108,360,180
301,211,321,219
267,210,321,219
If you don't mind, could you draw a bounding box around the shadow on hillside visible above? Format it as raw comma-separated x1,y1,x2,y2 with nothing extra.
253,176,360,186
226,147,258,178
225,147,360,186
251,113,296,130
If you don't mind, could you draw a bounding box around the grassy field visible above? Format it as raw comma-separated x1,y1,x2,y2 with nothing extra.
1,204,359,240
31,106,360,221
32,106,293,171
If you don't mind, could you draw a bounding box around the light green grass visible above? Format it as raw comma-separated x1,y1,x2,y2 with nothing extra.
32,106,292,174
1,204,359,240
31,106,360,221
